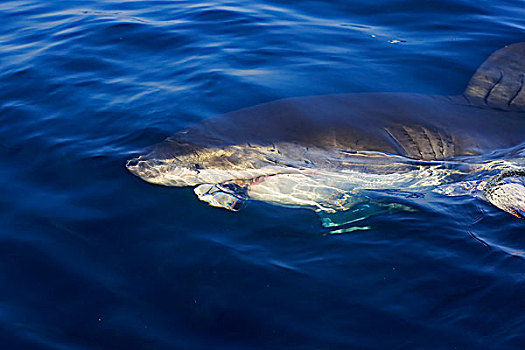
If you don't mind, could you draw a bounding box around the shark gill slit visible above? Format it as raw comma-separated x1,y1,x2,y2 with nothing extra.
402,126,424,159
421,127,437,160
384,128,410,158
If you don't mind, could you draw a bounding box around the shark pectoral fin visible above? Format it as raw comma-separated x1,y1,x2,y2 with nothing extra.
484,171,525,219
194,183,248,211
464,42,525,110
317,197,417,234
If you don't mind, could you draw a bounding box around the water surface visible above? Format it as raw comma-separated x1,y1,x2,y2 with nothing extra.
1,0,524,349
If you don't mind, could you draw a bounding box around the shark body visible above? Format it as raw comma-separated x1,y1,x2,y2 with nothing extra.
127,43,525,223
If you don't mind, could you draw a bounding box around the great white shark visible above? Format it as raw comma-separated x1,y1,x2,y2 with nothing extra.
127,43,525,224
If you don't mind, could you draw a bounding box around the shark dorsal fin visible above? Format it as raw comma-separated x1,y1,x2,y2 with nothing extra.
464,42,525,111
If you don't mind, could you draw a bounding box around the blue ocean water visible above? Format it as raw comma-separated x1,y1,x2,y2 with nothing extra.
1,0,524,349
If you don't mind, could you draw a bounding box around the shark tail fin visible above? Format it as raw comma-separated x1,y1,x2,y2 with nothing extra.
464,42,525,111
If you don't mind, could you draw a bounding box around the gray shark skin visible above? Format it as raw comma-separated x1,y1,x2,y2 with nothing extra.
127,43,525,222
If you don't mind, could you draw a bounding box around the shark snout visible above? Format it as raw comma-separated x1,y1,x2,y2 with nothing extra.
126,157,166,180
126,157,140,167
126,156,204,186
126,157,158,174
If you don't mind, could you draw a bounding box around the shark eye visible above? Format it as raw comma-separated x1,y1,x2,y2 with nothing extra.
194,163,202,170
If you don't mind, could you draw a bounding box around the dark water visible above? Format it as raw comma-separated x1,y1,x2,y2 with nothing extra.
1,1,524,349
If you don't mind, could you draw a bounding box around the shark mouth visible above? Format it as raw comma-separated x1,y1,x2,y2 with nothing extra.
192,173,295,212
194,182,250,211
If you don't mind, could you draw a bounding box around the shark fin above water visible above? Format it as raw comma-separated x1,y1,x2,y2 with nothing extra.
464,42,525,111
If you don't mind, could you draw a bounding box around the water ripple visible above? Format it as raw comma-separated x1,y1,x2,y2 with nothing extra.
0,0,524,349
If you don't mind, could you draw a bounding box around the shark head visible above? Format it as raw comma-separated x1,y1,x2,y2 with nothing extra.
126,137,299,187
126,138,311,211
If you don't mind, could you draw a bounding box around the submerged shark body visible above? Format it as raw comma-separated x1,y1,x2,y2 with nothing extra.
127,43,525,224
